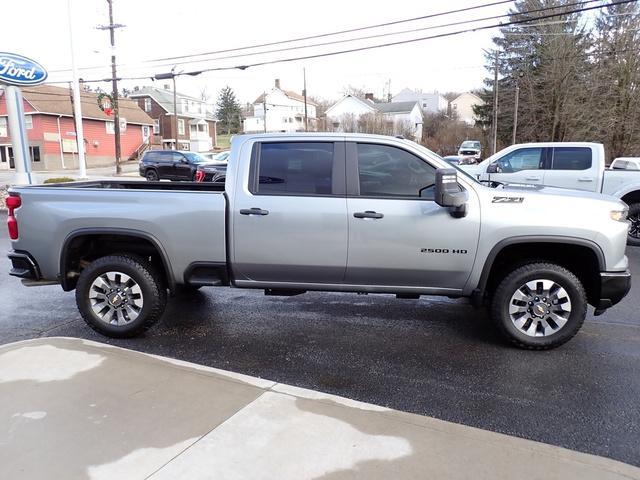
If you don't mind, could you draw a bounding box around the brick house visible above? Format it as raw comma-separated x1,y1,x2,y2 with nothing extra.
0,85,154,172
129,86,217,152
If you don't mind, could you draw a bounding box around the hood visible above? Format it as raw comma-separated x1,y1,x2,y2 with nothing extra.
499,183,623,205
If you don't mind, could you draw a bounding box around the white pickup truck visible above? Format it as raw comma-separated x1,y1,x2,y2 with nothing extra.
460,143,640,245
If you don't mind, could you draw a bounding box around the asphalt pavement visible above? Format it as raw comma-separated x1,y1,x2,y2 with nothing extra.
1,223,639,467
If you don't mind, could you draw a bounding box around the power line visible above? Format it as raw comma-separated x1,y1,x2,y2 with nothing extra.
51,0,639,84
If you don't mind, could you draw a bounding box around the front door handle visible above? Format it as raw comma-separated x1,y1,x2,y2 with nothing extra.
578,177,594,182
240,208,269,216
353,211,384,219
525,176,541,181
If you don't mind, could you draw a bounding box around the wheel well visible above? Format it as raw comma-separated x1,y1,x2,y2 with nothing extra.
61,233,172,291
483,242,601,305
621,190,640,207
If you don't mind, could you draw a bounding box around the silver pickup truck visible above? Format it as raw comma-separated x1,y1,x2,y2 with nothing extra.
6,133,632,349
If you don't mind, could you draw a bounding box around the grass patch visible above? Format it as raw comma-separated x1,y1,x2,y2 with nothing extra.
216,134,232,150
43,177,75,184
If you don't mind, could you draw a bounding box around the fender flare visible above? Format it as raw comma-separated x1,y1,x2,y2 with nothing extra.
59,227,175,291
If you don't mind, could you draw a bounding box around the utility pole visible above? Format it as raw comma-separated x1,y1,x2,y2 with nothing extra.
512,82,520,145
303,68,308,132
98,0,125,174
67,0,87,177
492,50,499,155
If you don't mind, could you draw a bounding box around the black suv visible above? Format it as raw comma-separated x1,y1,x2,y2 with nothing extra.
139,150,207,181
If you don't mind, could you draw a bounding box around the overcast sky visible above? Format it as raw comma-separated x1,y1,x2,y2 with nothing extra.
4,0,512,104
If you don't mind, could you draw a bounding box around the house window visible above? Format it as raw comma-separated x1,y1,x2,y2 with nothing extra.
106,121,115,134
178,119,185,135
153,119,160,134
25,116,33,129
0,117,7,137
144,98,151,112
29,146,41,162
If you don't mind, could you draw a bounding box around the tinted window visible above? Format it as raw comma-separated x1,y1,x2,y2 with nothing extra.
494,148,543,173
551,147,592,170
357,143,436,198
256,142,334,195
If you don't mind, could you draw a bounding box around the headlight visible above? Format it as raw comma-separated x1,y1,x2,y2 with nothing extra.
610,209,628,222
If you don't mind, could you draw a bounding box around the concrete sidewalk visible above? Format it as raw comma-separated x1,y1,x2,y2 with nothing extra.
0,338,638,480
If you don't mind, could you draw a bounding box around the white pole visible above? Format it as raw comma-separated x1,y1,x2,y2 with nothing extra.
68,0,87,178
5,86,33,185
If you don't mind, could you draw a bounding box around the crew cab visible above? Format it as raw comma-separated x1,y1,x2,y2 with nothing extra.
460,143,640,245
6,134,632,349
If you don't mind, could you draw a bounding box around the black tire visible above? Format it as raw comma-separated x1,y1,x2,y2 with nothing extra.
490,262,587,350
145,169,159,181
627,202,640,246
75,254,167,338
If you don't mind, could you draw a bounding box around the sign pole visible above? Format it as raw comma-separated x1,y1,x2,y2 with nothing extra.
5,85,33,185
67,0,87,178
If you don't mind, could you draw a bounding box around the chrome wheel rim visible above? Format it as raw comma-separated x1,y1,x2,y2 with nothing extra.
508,279,571,337
88,271,144,325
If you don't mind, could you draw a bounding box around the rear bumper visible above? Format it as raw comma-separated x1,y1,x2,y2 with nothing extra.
8,251,41,280
595,271,631,311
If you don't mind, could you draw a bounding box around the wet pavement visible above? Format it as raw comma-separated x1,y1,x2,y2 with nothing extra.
1,224,639,467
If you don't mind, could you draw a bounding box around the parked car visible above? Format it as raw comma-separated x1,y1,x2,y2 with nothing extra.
138,150,208,181
610,157,640,171
458,140,482,162
200,151,231,163
195,151,230,182
7,134,631,349
460,142,640,245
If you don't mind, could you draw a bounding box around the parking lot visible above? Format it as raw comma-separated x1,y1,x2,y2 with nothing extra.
1,223,639,467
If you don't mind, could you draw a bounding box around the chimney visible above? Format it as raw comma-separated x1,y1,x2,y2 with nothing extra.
275,78,281,89
365,93,374,101
164,84,171,90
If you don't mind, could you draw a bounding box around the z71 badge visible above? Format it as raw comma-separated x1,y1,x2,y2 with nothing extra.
492,196,524,203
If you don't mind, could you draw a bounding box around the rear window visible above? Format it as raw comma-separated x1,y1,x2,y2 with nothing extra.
255,142,334,195
551,147,592,170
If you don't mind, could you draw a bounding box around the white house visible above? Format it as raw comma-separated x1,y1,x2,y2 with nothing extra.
325,94,423,139
392,88,448,114
243,79,317,133
450,92,483,125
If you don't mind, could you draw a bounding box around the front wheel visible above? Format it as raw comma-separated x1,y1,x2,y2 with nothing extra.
75,255,167,338
627,202,640,246
490,262,587,350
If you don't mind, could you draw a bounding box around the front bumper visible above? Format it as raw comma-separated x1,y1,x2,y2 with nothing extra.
595,271,631,312
8,251,41,280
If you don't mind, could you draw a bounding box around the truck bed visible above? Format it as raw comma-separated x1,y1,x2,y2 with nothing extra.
9,180,228,286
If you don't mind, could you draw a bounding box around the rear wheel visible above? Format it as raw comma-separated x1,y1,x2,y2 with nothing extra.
75,255,167,338
490,262,587,350
627,202,640,246
145,169,159,181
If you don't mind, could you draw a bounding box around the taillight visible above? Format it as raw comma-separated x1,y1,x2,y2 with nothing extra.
6,194,21,240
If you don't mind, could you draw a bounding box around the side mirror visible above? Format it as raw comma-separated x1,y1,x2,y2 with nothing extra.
486,162,499,174
434,168,468,218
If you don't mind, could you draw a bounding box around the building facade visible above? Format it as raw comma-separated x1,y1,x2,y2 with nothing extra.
244,79,317,133
392,88,448,114
450,92,483,125
130,86,217,152
0,85,154,171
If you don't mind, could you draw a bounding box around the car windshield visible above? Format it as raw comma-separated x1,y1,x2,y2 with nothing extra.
461,141,480,149
183,152,206,163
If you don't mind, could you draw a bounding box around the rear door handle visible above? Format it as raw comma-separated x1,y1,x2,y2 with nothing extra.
240,208,269,216
525,176,541,181
578,177,594,182
353,211,384,219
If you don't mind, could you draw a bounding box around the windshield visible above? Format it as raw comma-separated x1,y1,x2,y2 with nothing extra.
461,141,481,149
183,152,206,163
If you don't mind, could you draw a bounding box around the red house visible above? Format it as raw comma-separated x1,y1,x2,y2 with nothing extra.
0,85,154,172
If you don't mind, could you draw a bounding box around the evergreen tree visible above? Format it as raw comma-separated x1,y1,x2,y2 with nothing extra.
216,86,242,135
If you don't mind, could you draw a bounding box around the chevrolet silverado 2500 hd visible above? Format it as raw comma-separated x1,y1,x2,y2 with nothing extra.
6,134,632,349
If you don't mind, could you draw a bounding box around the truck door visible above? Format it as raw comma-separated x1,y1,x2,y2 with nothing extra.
543,146,598,191
485,147,546,186
232,141,348,284
344,142,480,289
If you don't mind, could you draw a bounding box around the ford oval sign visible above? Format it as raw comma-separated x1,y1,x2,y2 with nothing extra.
0,52,48,86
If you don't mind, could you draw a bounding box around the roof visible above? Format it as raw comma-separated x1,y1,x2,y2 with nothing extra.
18,85,154,125
373,101,418,114
253,89,318,106
452,92,484,104
129,86,217,120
